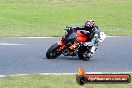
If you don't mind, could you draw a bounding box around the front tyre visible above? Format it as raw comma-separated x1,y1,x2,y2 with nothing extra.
46,43,61,59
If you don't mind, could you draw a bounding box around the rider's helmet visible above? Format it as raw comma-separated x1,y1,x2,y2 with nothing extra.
84,20,95,31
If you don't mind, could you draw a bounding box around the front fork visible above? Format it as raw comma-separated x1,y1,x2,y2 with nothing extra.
57,41,65,52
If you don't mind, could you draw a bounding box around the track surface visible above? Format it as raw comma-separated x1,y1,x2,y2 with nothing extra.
0,37,132,75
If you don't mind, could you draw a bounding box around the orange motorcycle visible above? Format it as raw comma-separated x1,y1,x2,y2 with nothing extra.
46,27,93,61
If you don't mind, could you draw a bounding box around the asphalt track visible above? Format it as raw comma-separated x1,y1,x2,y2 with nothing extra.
0,37,132,75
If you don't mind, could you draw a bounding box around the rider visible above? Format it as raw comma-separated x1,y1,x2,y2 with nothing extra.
65,20,100,59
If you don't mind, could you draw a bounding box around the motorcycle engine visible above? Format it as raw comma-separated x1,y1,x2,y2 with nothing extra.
62,48,77,56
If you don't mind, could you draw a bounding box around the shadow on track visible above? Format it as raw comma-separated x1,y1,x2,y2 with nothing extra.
43,55,94,61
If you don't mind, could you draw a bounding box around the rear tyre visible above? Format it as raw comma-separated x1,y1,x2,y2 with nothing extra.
46,43,61,59
78,50,92,61
78,46,91,61
78,53,90,61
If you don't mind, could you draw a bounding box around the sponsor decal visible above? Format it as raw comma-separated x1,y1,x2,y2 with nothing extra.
76,67,131,85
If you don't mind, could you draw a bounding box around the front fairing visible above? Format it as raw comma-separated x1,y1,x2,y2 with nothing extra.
62,29,77,46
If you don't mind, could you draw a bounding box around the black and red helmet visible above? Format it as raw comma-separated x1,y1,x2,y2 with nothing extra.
85,20,95,28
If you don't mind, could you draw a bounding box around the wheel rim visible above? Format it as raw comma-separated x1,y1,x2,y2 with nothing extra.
50,52,56,57
49,49,59,58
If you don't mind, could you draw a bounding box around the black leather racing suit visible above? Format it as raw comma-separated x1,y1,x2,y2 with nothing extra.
65,25,100,57
68,25,100,44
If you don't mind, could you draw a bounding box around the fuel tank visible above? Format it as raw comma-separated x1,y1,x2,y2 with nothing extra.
76,30,89,42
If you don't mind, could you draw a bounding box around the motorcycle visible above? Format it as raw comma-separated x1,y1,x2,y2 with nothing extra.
46,27,106,61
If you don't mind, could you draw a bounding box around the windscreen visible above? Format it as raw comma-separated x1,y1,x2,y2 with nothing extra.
65,31,77,40
64,30,77,44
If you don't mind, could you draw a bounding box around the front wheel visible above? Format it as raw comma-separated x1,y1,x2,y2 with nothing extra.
46,43,61,59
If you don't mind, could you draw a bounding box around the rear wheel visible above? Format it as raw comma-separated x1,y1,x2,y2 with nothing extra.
78,50,92,61
78,53,90,61
78,46,92,61
46,43,61,59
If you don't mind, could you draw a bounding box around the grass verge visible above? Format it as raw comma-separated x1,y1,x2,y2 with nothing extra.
0,0,132,37
0,74,131,88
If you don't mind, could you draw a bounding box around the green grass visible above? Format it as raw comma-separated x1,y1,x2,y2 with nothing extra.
0,74,131,88
0,0,132,37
